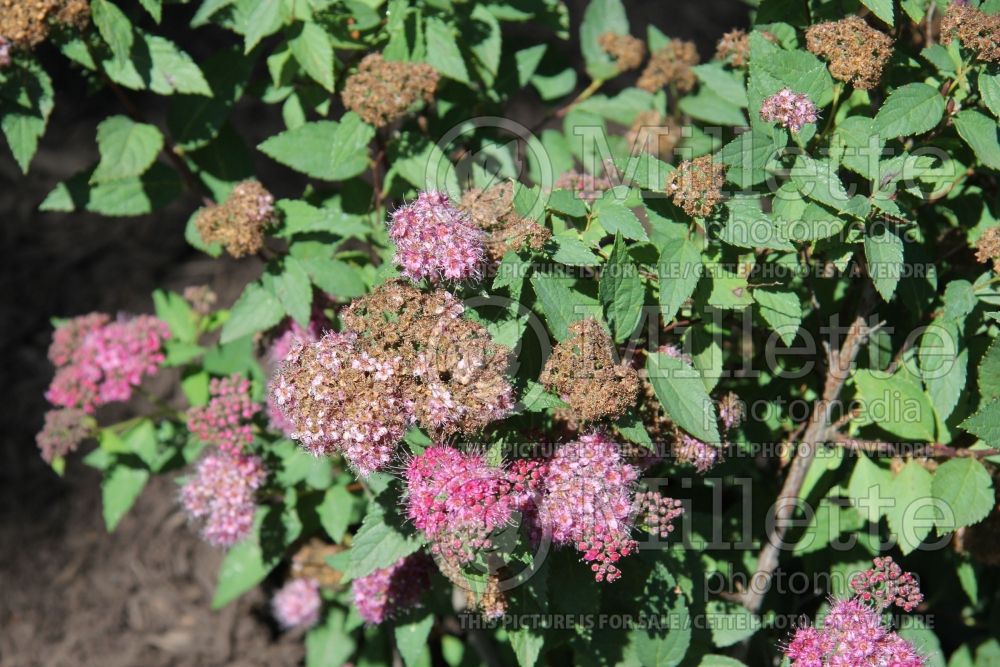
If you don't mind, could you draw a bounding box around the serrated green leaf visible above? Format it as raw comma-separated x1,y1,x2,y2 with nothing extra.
657,236,701,324
874,83,944,139
530,272,601,341
594,199,648,241
954,109,1000,170
425,17,470,83
860,0,893,24
102,464,149,531
92,115,164,183
220,281,286,343
646,352,721,444
40,163,183,216
886,461,934,554
396,612,434,667
347,504,423,580
0,61,54,173
854,368,936,441
753,288,802,346
234,0,283,53
919,320,966,421
258,114,374,181
318,485,354,543
978,337,1000,402
600,233,644,342
865,225,904,302
962,398,1000,447
290,21,335,92
931,457,995,531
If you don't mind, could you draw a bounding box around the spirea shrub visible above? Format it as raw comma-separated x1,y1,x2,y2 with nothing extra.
11,0,1000,664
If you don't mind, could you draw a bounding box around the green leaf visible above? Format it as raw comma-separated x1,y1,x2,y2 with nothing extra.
270,258,313,326
468,5,502,85
318,485,354,543
212,533,273,608
138,0,162,21
550,234,600,266
954,109,1000,170
347,504,423,580
290,21,335,92
0,61,55,173
753,288,802,346
720,196,795,251
395,612,435,667
220,281,286,344
693,63,748,107
579,0,628,81
646,352,721,444
677,88,747,126
234,0,283,53
168,47,256,151
886,461,935,554
39,163,183,216
509,625,545,667
962,398,1000,447
153,289,198,343
91,115,164,183
848,453,893,523
853,368,936,441
931,457,995,531
143,34,212,95
91,0,134,60
258,114,375,181
594,199,649,241
600,233,644,342
632,596,691,667
919,320,966,421
874,83,945,139
860,0,894,25
865,225,904,302
978,337,1000,402
306,610,356,667
530,272,601,341
102,464,149,531
979,72,1000,120
697,657,748,667
425,17,470,83
656,237,702,324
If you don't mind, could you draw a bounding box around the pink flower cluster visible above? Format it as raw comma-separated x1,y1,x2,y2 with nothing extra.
186,374,261,454
673,432,720,473
536,433,640,583
405,446,526,563
784,558,926,667
270,331,412,476
388,191,486,283
45,313,170,413
849,556,923,612
266,316,327,437
784,598,924,667
634,490,684,540
36,408,91,463
180,451,266,547
759,88,819,133
351,554,432,625
272,578,322,630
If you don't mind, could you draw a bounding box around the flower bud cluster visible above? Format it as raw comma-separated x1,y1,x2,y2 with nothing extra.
849,556,923,612
342,53,439,127
673,431,721,473
180,451,267,547
540,318,639,424
195,180,276,258
634,490,684,539
45,313,170,413
186,374,261,455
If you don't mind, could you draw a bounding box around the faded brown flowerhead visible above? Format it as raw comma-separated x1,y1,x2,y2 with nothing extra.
459,182,551,262
627,110,681,161
666,155,726,218
342,53,439,127
0,0,89,50
638,40,699,93
598,32,647,72
195,180,276,258
715,28,750,68
976,226,1000,272
941,2,1000,63
805,16,893,90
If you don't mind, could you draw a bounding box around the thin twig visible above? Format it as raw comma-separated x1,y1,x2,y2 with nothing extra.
830,434,1000,459
742,281,877,613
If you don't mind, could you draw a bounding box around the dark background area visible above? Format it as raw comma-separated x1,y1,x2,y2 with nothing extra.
0,2,749,665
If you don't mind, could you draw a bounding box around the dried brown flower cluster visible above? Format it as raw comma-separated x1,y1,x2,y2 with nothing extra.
183,285,218,316
459,182,551,262
942,3,1000,63
976,226,1000,272
715,28,749,68
627,110,681,161
540,318,639,424
341,53,439,127
291,539,346,588
195,180,276,258
554,169,614,204
0,0,89,50
342,281,514,436
666,155,726,218
805,16,893,90
638,40,699,93
598,32,647,72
